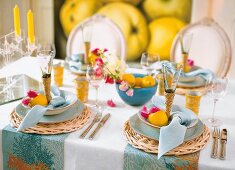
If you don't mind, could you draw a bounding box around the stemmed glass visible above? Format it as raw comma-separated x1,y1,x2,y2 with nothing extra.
86,65,104,108
140,52,160,75
37,43,56,103
179,32,193,72
206,77,228,127
82,21,93,64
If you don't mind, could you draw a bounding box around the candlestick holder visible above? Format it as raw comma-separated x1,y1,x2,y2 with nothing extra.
162,62,182,118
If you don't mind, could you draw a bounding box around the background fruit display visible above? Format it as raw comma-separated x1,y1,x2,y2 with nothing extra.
56,0,192,61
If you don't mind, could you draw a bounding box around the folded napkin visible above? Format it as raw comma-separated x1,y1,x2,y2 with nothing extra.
152,96,198,159
181,68,215,80
17,86,67,132
66,54,84,72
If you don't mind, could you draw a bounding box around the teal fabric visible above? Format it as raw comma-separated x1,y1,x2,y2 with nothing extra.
124,144,199,170
2,125,69,170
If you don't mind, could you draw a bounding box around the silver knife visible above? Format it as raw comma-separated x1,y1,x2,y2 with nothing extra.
88,113,111,140
219,129,227,160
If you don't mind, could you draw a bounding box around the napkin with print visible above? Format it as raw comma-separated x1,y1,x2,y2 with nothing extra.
152,96,198,159
17,87,66,131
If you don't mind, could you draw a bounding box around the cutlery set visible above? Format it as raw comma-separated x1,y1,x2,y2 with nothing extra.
80,111,111,140
211,128,227,160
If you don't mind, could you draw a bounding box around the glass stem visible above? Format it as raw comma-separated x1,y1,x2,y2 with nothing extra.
212,99,218,122
95,87,99,107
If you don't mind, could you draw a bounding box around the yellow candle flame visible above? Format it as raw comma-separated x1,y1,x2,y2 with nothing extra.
14,5,21,36
27,10,35,44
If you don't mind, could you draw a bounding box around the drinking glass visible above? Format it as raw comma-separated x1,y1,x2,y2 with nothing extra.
206,77,228,127
37,43,56,103
179,32,193,72
82,21,93,64
37,43,56,77
140,52,160,75
162,62,182,118
86,65,104,108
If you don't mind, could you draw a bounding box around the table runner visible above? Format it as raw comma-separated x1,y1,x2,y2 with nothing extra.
124,144,199,170
2,125,69,170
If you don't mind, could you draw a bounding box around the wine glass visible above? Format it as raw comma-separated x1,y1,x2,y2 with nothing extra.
37,43,56,102
206,77,228,127
86,65,104,108
37,43,56,77
140,52,160,75
82,21,93,64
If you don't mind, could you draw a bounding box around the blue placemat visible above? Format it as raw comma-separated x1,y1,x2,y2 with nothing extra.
2,125,69,170
124,144,199,170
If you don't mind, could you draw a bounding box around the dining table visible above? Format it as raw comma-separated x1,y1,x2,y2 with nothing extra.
0,56,235,170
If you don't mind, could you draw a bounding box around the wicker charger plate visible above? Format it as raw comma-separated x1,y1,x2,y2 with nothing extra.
123,121,210,156
10,107,92,135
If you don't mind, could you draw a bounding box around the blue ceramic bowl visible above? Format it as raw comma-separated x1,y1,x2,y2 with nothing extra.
115,74,157,106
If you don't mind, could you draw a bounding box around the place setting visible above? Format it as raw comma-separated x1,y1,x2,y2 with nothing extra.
122,61,211,159
9,42,92,135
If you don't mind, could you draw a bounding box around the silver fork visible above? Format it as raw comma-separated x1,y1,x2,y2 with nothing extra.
211,127,220,158
79,109,102,139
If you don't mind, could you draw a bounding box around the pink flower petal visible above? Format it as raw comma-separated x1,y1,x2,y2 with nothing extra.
187,59,194,67
126,88,133,96
27,90,38,98
107,99,116,107
149,106,161,113
95,57,104,67
119,81,129,91
141,111,149,119
22,97,31,106
105,76,114,84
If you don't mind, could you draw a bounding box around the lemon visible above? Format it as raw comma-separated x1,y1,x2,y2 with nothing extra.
142,76,155,88
148,111,168,127
135,77,143,87
30,94,48,107
122,74,136,86
147,17,185,60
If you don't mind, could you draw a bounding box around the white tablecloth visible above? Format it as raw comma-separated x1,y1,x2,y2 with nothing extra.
1,57,235,170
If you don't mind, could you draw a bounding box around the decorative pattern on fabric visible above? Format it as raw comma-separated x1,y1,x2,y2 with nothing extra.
124,144,199,170
2,125,69,170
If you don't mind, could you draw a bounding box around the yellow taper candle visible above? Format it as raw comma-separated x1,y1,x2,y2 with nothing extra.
27,10,35,44
14,5,21,36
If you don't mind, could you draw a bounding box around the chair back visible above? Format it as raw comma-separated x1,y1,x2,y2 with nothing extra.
171,18,232,77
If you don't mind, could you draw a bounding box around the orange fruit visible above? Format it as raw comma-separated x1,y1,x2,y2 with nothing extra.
148,111,168,127
142,75,155,87
135,77,143,87
122,74,136,86
30,94,48,107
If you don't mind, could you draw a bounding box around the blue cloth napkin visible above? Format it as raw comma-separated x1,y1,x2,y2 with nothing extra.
152,96,198,159
17,87,67,132
181,68,215,80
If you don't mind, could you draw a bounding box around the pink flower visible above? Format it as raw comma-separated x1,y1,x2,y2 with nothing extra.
22,97,31,106
27,90,38,98
103,48,108,52
92,48,99,55
107,99,116,107
149,106,160,113
105,76,114,84
126,88,133,96
187,59,194,67
140,106,149,118
95,57,104,67
94,67,103,78
119,81,129,91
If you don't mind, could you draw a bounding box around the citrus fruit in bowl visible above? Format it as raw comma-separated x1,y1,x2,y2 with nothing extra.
115,74,157,106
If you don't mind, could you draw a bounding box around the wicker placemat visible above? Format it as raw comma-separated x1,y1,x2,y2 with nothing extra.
123,121,210,156
176,86,207,95
10,107,92,135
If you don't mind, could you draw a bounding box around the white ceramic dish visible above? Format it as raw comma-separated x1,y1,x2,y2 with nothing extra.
16,100,85,123
22,90,77,116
